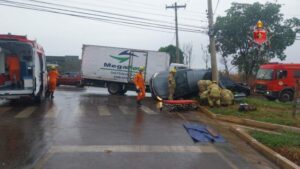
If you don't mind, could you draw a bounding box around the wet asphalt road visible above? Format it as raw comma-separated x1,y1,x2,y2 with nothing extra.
0,86,278,169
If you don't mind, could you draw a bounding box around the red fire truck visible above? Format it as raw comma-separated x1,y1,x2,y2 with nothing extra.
0,34,48,102
254,63,300,102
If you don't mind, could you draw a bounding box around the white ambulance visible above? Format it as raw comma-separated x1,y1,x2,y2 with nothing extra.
0,34,48,102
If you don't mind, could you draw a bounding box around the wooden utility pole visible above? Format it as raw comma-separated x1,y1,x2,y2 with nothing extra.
292,80,299,118
207,0,218,81
166,2,186,63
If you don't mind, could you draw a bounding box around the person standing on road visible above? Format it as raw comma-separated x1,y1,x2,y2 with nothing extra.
6,54,21,88
133,66,145,107
48,66,59,99
168,68,176,100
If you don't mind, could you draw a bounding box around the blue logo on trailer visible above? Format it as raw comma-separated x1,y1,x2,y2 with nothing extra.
110,50,138,63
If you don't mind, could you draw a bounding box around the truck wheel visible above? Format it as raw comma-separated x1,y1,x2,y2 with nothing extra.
108,83,121,95
279,90,293,102
119,88,128,95
118,84,128,95
266,96,276,101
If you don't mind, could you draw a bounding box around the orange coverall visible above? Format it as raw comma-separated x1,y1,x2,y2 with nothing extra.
48,70,59,92
6,55,21,82
133,72,145,101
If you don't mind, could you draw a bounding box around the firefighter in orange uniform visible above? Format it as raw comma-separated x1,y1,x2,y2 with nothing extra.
48,66,59,99
6,54,21,88
133,66,146,106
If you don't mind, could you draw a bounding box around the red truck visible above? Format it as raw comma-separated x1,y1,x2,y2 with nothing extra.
254,63,300,102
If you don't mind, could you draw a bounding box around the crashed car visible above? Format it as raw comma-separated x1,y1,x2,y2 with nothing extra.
57,72,83,87
150,69,250,100
219,76,251,96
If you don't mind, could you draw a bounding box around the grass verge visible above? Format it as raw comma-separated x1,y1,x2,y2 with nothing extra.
209,97,300,127
250,130,300,165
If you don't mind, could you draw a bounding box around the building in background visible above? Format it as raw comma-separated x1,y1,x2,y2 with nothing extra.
46,55,81,73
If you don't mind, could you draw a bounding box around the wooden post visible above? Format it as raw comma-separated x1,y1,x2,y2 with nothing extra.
292,80,299,118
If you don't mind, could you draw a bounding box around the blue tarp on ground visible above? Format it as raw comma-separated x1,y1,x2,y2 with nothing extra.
183,123,226,143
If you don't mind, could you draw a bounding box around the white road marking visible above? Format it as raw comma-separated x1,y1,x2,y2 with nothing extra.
33,149,55,169
50,145,217,153
140,105,158,115
97,106,111,116
34,145,217,169
214,147,239,169
15,106,37,118
45,106,59,118
119,105,135,115
0,107,12,114
73,104,83,115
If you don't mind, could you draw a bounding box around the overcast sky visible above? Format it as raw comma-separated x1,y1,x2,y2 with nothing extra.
0,0,299,71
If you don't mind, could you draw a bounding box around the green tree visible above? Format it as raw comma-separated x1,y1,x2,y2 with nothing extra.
214,2,300,80
159,45,184,64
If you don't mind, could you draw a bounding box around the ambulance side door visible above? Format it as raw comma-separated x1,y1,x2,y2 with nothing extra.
34,51,46,96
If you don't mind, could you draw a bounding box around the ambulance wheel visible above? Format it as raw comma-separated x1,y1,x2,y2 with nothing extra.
76,83,84,88
108,83,121,95
34,95,42,103
279,90,293,102
9,99,18,105
34,91,45,103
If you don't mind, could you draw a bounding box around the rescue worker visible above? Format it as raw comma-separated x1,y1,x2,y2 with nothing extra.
133,66,145,106
220,89,234,106
198,80,212,95
199,90,209,105
48,66,59,99
168,68,176,100
6,54,21,88
207,81,221,107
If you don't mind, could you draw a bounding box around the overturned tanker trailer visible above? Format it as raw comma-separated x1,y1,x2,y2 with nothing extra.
150,69,210,100
150,69,250,100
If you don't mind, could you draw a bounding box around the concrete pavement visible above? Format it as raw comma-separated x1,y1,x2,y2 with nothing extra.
0,86,278,169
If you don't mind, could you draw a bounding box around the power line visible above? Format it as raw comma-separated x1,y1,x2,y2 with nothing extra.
0,2,174,33
213,0,220,16
14,0,208,30
51,0,208,20
68,0,207,17
0,0,206,32
0,2,207,34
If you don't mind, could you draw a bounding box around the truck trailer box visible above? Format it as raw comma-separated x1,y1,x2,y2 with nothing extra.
81,45,170,95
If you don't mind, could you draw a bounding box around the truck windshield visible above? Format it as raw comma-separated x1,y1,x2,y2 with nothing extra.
256,69,274,80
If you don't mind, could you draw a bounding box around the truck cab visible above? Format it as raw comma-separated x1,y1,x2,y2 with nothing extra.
254,63,300,102
0,34,47,102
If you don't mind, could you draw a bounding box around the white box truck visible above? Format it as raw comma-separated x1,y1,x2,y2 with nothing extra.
81,45,170,95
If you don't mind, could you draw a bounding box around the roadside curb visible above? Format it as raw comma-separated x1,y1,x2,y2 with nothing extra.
230,126,299,169
199,106,300,133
